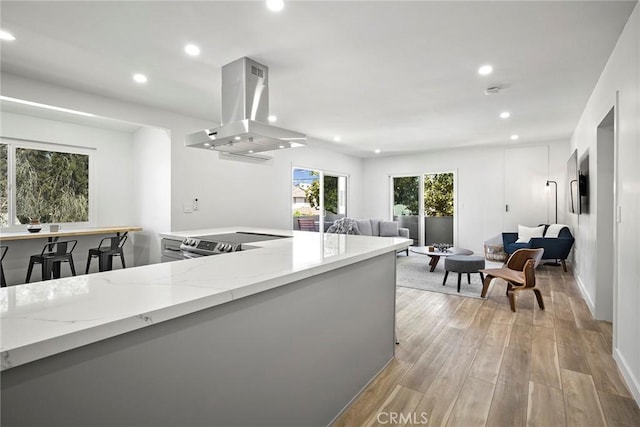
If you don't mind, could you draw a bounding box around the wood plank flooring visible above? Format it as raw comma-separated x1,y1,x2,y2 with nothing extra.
332,264,640,427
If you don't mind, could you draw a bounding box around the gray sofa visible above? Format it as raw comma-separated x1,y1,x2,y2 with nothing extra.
357,219,411,255
325,218,411,255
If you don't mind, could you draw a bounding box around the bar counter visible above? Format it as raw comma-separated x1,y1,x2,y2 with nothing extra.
0,225,142,242
1,227,410,426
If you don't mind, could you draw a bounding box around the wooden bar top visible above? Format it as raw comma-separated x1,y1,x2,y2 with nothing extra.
0,226,142,242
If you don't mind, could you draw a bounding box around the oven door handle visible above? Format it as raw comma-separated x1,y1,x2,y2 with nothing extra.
182,251,205,259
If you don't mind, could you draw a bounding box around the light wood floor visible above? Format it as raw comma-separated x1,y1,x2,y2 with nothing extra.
333,264,640,427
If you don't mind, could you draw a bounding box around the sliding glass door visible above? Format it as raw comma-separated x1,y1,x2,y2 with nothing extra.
392,176,421,244
292,168,347,231
423,173,454,246
323,173,347,226
391,172,455,246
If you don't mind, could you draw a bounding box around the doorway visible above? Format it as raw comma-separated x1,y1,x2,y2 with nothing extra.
595,107,615,322
391,172,455,247
292,167,347,231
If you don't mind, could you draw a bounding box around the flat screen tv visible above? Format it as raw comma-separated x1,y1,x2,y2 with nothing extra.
579,152,589,214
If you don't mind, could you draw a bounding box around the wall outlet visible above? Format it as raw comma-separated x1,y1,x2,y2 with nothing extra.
193,198,199,211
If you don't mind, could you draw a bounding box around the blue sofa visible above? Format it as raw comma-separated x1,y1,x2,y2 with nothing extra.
502,224,574,272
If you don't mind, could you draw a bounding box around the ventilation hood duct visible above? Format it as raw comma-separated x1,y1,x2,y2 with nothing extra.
185,57,306,156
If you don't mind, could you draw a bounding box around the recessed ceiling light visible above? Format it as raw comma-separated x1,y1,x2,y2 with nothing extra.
0,30,16,41
203,142,211,147
249,150,254,153
184,44,200,56
334,136,341,142
266,0,285,12
133,73,148,84
510,134,519,140
500,111,511,119
478,65,493,76
268,115,277,123
374,149,381,154
279,144,286,149
234,136,241,141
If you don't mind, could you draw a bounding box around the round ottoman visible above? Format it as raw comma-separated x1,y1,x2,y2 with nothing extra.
443,255,486,292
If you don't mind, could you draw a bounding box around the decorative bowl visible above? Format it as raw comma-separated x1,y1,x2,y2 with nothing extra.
27,225,42,233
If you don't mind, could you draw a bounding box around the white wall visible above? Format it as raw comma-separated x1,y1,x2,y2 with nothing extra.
169,144,363,232
595,123,614,322
569,3,640,403
0,112,135,225
0,111,136,284
0,73,364,260
361,141,569,253
132,127,172,265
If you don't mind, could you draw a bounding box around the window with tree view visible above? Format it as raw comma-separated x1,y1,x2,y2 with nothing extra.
424,173,454,217
1,141,90,227
0,144,7,226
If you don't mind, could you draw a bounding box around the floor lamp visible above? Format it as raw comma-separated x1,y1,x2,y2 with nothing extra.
545,180,560,266
546,180,558,223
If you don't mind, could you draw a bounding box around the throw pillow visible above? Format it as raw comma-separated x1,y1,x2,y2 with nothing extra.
544,224,567,238
516,225,545,243
356,220,373,236
326,218,361,235
379,221,399,237
369,219,381,236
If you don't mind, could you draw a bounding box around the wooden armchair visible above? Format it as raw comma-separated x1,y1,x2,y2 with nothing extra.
479,248,545,312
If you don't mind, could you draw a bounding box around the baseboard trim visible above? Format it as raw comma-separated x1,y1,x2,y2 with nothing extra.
574,268,640,407
614,348,640,406
574,272,596,317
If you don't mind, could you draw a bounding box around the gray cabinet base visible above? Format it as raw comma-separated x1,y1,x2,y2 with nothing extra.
1,252,396,427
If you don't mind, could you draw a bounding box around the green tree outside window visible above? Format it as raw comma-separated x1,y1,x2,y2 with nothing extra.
393,176,419,215
0,144,7,226
424,173,454,217
304,173,339,214
15,147,89,224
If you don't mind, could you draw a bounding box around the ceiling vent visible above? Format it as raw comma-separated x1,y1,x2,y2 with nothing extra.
484,86,501,95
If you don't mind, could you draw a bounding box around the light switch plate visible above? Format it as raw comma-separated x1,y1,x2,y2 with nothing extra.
183,205,193,214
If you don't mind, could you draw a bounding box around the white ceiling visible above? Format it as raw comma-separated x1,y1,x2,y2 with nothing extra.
0,1,637,157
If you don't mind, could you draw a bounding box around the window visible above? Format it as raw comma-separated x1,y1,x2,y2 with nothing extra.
0,144,7,226
1,139,92,227
391,172,456,246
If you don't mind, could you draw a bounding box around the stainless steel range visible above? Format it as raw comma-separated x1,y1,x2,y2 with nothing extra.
179,237,243,258
178,232,289,259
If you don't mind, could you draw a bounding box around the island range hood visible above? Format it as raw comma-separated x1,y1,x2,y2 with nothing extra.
185,57,306,156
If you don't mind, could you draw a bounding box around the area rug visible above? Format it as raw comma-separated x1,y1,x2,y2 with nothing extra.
396,252,502,299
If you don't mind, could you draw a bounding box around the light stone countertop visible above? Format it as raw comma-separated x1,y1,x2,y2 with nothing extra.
1,227,410,371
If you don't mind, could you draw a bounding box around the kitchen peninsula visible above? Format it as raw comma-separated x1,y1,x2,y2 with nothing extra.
1,227,410,427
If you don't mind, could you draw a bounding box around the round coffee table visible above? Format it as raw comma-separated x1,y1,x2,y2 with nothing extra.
409,247,474,272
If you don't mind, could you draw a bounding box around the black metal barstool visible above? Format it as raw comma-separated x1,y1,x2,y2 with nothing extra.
1,245,8,287
26,240,78,283
85,233,128,273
